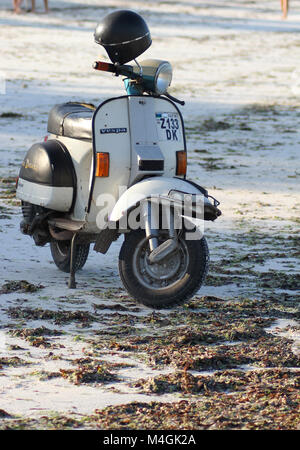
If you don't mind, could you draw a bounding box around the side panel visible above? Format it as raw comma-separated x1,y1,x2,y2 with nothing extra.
17,179,73,212
50,135,93,221
16,140,75,212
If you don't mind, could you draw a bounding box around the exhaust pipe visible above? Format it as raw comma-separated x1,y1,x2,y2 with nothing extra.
49,225,74,241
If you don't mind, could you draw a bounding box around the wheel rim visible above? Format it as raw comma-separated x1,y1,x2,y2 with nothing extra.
132,233,189,290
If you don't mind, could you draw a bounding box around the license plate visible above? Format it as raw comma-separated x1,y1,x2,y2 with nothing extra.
156,112,181,142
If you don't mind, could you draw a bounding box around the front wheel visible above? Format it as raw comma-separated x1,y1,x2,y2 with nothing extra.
118,230,209,309
50,239,90,273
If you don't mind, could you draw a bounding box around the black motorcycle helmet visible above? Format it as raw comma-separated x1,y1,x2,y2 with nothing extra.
94,10,152,65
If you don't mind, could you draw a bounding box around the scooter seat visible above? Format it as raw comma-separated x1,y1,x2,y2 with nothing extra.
47,102,95,141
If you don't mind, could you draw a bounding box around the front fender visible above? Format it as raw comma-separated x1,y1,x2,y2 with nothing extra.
109,177,220,222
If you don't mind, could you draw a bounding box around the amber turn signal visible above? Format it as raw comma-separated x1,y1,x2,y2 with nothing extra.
96,152,109,177
176,151,187,176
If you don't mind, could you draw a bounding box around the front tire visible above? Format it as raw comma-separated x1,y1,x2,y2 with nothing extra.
50,240,90,273
118,230,209,309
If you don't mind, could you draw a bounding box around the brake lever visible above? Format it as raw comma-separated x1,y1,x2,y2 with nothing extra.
164,92,185,106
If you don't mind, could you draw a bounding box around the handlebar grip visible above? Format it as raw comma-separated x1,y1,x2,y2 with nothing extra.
93,61,116,73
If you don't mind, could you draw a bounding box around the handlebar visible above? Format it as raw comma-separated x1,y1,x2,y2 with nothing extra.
93,60,185,106
93,61,116,73
93,60,139,80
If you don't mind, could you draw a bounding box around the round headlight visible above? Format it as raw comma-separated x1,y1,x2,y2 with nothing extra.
136,59,173,95
154,62,172,95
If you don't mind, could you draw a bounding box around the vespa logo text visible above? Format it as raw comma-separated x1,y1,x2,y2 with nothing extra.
100,128,127,134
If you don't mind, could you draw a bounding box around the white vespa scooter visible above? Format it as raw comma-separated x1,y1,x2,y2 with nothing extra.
16,10,221,309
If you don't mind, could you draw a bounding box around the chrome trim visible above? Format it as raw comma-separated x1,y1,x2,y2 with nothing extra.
102,32,150,47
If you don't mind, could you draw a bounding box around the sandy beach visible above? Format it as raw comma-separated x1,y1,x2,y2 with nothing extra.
0,0,299,429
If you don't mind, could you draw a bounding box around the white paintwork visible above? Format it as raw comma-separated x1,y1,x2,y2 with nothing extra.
17,178,73,212
153,97,185,175
33,96,187,232
127,96,164,184
109,176,209,222
85,96,186,231
48,134,93,221
86,97,132,229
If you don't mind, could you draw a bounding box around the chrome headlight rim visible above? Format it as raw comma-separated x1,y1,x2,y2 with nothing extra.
154,61,173,95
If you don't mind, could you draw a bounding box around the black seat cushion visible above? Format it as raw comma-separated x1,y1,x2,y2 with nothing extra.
47,102,95,140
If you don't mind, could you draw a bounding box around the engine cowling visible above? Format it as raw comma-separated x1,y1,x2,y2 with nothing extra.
16,140,76,212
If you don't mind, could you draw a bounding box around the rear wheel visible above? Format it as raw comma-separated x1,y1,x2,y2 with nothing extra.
50,239,90,273
118,230,209,309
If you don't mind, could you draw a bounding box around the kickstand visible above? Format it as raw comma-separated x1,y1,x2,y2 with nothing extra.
68,233,77,289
